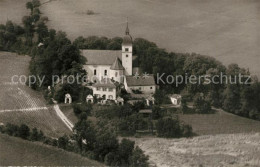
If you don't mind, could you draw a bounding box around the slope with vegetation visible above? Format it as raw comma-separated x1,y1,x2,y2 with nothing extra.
0,133,102,166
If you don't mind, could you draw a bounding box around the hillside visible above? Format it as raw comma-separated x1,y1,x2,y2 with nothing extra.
179,108,260,135
0,134,102,166
37,0,260,78
133,133,260,167
0,52,71,137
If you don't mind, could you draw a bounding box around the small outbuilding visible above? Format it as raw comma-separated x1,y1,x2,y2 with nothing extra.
86,94,94,103
169,94,182,106
64,93,72,104
116,97,124,105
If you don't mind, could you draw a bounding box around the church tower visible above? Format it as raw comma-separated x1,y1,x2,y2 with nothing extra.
122,21,133,76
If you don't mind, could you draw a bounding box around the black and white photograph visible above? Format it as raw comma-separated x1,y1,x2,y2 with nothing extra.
0,0,260,166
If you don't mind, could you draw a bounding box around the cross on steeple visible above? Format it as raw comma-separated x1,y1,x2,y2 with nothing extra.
125,17,130,35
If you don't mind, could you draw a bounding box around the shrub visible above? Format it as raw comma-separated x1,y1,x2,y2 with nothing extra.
18,124,30,139
129,146,149,167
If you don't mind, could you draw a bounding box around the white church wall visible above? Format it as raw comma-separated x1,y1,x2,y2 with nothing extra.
84,65,111,82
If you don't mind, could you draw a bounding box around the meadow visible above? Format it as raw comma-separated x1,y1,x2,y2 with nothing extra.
2,0,259,77
133,132,260,167
0,52,71,137
179,108,260,135
0,134,102,166
39,0,260,78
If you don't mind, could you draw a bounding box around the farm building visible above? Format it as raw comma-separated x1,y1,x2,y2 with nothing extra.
124,75,156,94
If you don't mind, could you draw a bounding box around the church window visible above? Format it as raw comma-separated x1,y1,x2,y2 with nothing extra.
94,69,97,75
104,70,107,76
125,48,129,51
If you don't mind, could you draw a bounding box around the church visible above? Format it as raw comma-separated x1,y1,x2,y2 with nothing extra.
82,23,156,101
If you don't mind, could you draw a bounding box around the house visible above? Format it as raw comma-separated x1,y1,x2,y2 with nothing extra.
124,75,156,94
169,94,182,106
92,79,117,101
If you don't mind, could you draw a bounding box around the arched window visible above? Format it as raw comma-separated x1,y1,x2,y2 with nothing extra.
94,69,97,75
104,70,107,76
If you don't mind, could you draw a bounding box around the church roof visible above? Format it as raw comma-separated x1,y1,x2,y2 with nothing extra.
122,35,133,45
110,57,124,70
125,75,156,86
81,50,122,65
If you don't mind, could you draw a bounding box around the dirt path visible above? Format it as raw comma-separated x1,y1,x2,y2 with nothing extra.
53,104,74,131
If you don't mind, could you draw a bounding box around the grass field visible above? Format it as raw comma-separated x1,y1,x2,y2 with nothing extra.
0,134,102,166
0,108,72,137
0,52,71,137
3,0,258,77
38,0,260,78
178,108,260,135
133,132,260,167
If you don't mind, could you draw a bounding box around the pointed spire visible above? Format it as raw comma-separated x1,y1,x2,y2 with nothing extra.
125,17,129,35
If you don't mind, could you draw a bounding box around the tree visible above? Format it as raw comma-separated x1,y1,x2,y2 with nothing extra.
58,135,69,150
152,105,162,119
93,130,119,162
73,120,96,151
156,117,182,138
30,127,39,141
180,98,188,114
129,146,149,167
118,139,135,165
26,2,33,13
18,124,30,139
194,94,212,114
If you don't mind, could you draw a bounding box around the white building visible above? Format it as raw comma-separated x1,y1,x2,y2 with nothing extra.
92,80,117,101
82,22,133,84
169,94,182,106
82,23,157,100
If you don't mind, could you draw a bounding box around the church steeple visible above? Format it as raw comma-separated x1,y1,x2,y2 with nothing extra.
125,19,130,35
122,18,133,76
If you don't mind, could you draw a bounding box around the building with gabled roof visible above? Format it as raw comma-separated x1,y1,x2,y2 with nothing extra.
82,22,157,102
124,75,156,94
82,22,133,84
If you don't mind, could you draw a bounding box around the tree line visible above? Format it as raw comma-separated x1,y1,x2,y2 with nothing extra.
0,121,149,167
74,36,260,120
